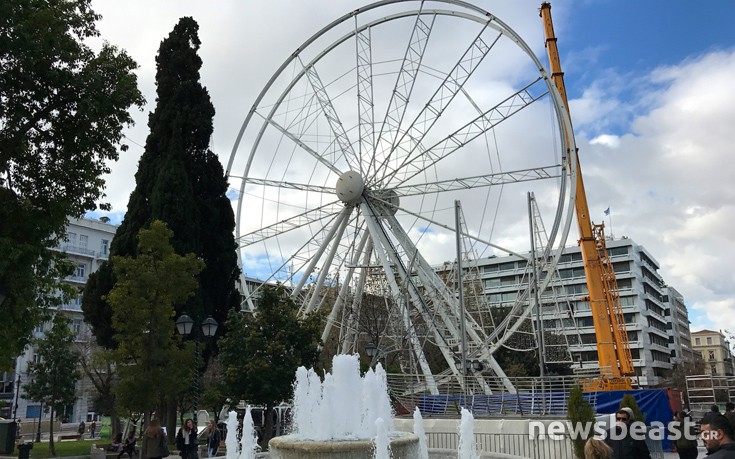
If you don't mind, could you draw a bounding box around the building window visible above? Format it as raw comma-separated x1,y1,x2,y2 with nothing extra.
76,263,86,278
696,337,701,345
707,337,713,345
67,232,77,244
79,234,88,249
709,351,716,361
101,239,109,256
712,365,718,375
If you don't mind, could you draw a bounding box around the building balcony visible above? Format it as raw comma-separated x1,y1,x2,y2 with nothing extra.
57,244,96,257
65,275,88,284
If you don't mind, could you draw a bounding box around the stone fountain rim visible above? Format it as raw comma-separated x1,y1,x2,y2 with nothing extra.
269,432,419,451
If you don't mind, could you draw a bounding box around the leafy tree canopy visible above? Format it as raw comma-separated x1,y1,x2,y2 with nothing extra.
0,0,144,367
107,220,202,416
83,16,238,350
220,285,322,446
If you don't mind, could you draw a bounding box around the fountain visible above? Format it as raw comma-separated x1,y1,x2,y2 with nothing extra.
268,354,419,458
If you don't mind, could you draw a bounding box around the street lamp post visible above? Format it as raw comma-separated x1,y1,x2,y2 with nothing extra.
176,313,218,430
13,374,20,420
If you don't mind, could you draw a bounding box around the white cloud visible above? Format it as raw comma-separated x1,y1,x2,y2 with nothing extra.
574,49,735,333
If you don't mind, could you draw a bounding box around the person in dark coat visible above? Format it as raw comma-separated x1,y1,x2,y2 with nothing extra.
700,413,735,458
671,411,698,459
176,419,198,459
141,419,167,459
605,408,651,459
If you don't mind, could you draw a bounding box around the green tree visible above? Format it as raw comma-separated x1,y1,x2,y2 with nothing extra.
107,220,203,425
23,314,81,456
77,337,122,438
567,384,595,459
83,16,239,351
620,393,646,423
219,285,322,449
0,0,144,368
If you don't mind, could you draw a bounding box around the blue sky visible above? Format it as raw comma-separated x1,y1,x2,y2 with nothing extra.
88,0,735,335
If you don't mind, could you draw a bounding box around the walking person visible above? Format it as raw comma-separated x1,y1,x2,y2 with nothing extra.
90,420,97,438
176,419,198,459
671,411,698,459
78,420,86,438
205,421,221,458
142,419,168,459
605,408,651,459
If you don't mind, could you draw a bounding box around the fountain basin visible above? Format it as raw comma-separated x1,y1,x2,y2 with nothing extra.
268,433,419,459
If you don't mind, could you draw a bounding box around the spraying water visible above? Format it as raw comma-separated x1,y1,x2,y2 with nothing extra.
458,408,479,459
291,354,394,440
374,417,390,459
239,406,258,459
225,411,239,459
413,408,429,459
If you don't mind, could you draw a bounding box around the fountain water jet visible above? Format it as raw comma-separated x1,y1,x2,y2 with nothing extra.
268,354,419,458
413,408,429,459
458,409,479,459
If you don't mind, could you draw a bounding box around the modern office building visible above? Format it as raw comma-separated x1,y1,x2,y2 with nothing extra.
691,329,735,377
476,237,685,387
665,286,695,364
10,217,117,423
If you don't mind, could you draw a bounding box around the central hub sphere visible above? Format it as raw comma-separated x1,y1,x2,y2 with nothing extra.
335,170,365,205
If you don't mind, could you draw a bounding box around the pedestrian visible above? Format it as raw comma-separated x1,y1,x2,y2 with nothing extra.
585,437,613,459
671,411,698,459
119,432,137,459
141,419,168,459
78,420,86,437
90,420,97,438
699,413,735,458
176,418,198,459
205,421,221,458
605,407,651,459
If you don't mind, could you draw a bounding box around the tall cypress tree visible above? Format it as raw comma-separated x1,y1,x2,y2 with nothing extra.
83,17,239,348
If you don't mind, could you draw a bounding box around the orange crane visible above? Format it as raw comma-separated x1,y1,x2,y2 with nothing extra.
539,3,634,391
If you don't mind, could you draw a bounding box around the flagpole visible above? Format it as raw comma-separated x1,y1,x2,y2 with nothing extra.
608,208,613,240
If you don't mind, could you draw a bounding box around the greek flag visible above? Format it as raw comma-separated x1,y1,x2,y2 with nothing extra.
604,207,610,216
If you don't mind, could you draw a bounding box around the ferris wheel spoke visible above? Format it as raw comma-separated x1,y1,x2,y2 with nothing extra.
367,10,436,185
393,77,548,187
367,194,528,261
360,199,439,394
376,23,500,184
236,200,343,247
299,57,361,173
355,19,375,177
233,176,335,195
387,165,562,197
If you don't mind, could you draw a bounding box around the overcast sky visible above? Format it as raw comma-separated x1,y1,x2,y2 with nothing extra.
87,0,735,336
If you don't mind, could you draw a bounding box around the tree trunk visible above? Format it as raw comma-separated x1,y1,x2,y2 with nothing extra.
260,405,274,451
49,407,56,456
110,407,121,439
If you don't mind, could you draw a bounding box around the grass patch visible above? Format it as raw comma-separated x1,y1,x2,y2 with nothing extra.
21,439,98,458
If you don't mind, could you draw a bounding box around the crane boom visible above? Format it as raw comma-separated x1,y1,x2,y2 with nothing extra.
539,3,634,391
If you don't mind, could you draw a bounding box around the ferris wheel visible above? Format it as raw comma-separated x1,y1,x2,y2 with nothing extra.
226,0,578,393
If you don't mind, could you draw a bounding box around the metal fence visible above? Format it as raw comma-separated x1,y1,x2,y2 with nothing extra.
425,432,574,459
424,432,663,459
388,373,599,416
